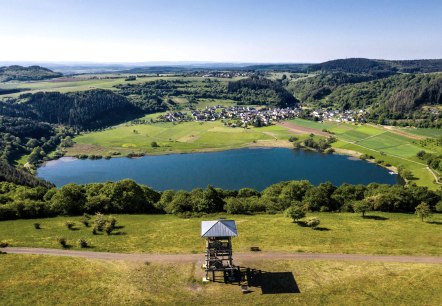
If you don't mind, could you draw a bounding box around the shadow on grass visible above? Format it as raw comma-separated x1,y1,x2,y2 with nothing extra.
314,227,331,231
67,227,81,231
363,215,389,221
426,221,442,225
294,221,308,227
211,267,300,294
114,225,125,229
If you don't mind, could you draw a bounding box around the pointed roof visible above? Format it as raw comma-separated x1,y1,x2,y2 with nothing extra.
201,219,238,237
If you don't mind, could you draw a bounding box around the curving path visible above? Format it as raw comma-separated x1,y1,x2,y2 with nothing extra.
3,247,442,264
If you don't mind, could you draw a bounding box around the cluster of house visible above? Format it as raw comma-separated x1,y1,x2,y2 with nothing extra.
183,71,253,78
157,106,368,126
158,106,301,126
311,109,367,123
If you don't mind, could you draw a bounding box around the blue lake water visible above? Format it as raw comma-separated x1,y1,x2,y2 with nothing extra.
37,148,399,190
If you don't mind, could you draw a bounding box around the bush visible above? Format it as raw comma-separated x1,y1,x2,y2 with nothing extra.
65,221,75,230
435,201,442,213
288,136,298,142
78,238,88,248
0,241,9,248
81,213,91,227
58,237,67,248
33,223,41,229
151,141,159,148
94,213,106,231
104,223,114,235
306,217,320,228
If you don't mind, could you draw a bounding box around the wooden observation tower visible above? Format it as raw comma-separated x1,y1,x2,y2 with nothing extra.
201,219,238,282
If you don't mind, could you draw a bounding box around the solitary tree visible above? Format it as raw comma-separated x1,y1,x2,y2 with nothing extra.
353,200,371,217
415,202,432,222
285,206,306,222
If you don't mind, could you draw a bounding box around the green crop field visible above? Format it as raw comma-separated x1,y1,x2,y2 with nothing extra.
400,127,442,138
1,213,441,255
1,254,440,306
287,119,441,189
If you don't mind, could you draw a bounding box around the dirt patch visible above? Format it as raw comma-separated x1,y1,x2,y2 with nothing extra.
278,122,331,137
382,126,425,140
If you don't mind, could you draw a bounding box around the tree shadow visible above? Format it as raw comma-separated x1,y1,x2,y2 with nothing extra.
114,225,125,229
111,231,127,236
426,221,442,225
314,227,331,231
363,215,389,221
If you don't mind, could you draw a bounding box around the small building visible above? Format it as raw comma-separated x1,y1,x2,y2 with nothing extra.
201,219,238,282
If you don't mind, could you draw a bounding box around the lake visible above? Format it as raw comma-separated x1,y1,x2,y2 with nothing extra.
37,148,399,190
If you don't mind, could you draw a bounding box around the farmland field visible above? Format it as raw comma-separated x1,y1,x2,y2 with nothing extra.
1,213,441,255
286,119,441,188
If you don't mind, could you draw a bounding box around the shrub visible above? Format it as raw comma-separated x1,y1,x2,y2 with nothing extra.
306,217,320,228
65,221,75,230
288,136,298,142
435,201,442,213
104,223,114,235
58,237,67,248
81,213,91,227
94,213,106,231
108,216,117,228
151,141,159,148
78,238,88,248
0,241,9,248
33,223,41,229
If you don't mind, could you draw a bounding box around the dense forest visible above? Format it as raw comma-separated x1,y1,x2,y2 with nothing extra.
0,90,143,129
0,162,54,188
308,58,442,74
0,179,440,220
0,65,62,82
117,77,299,108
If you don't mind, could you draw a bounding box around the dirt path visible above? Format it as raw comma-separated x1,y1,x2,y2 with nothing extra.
277,122,331,137
3,247,442,264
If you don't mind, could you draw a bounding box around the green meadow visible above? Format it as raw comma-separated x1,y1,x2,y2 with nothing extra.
66,121,296,156
1,254,440,306
1,213,441,255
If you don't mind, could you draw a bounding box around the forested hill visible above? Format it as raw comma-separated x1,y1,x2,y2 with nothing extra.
0,65,62,82
227,77,299,107
0,89,143,129
0,161,54,188
309,58,442,74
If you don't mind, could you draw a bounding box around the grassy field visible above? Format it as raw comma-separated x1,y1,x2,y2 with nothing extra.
65,121,297,156
0,75,243,98
1,213,441,255
0,254,441,305
287,119,442,188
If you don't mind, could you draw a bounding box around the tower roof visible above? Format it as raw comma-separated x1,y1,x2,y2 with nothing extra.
201,219,238,237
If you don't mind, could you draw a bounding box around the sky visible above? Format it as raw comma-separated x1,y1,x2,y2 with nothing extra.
0,0,441,63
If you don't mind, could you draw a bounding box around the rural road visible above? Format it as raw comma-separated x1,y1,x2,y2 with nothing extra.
3,247,442,264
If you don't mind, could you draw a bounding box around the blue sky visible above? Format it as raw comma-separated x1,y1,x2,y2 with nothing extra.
0,0,441,63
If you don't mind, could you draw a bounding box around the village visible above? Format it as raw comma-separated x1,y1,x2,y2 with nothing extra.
157,105,368,127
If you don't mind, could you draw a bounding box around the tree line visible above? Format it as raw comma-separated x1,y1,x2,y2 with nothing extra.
0,179,440,220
